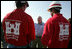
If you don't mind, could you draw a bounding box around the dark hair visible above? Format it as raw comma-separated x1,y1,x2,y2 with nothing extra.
50,7,61,13
15,1,29,8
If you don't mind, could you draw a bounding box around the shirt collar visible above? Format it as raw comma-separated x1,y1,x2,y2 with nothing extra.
38,23,43,25
53,13,62,17
14,8,24,13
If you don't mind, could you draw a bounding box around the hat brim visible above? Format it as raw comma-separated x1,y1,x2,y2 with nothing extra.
48,6,62,12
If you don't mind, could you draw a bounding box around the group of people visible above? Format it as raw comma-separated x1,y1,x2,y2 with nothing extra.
1,1,71,48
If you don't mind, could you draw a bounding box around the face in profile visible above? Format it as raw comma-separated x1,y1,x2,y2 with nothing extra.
50,9,54,17
50,12,54,17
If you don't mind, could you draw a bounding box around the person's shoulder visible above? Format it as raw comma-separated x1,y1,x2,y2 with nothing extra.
3,12,12,19
24,12,31,17
25,12,33,20
46,17,52,24
44,17,54,27
42,22,45,25
34,23,38,26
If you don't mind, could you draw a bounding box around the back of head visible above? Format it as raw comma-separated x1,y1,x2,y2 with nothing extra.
51,7,61,13
15,1,29,8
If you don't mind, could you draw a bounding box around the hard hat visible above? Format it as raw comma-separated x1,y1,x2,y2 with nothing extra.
48,1,62,12
15,1,29,7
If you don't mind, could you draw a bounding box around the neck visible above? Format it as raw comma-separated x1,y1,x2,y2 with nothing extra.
54,12,60,14
22,8,25,12
20,7,26,12
53,13,60,16
38,22,42,24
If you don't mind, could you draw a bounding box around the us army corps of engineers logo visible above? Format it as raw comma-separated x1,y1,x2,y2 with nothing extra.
5,20,21,41
59,23,69,41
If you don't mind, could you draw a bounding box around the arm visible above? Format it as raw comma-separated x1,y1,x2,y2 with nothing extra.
27,16,36,44
41,22,54,48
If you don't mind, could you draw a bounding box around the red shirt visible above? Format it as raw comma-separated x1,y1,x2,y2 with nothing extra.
2,9,35,46
41,13,71,48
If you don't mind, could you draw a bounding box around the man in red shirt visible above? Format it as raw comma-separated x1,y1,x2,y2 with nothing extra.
2,1,35,48
41,1,71,48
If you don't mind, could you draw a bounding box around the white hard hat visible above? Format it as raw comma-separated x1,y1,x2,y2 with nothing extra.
48,1,62,12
